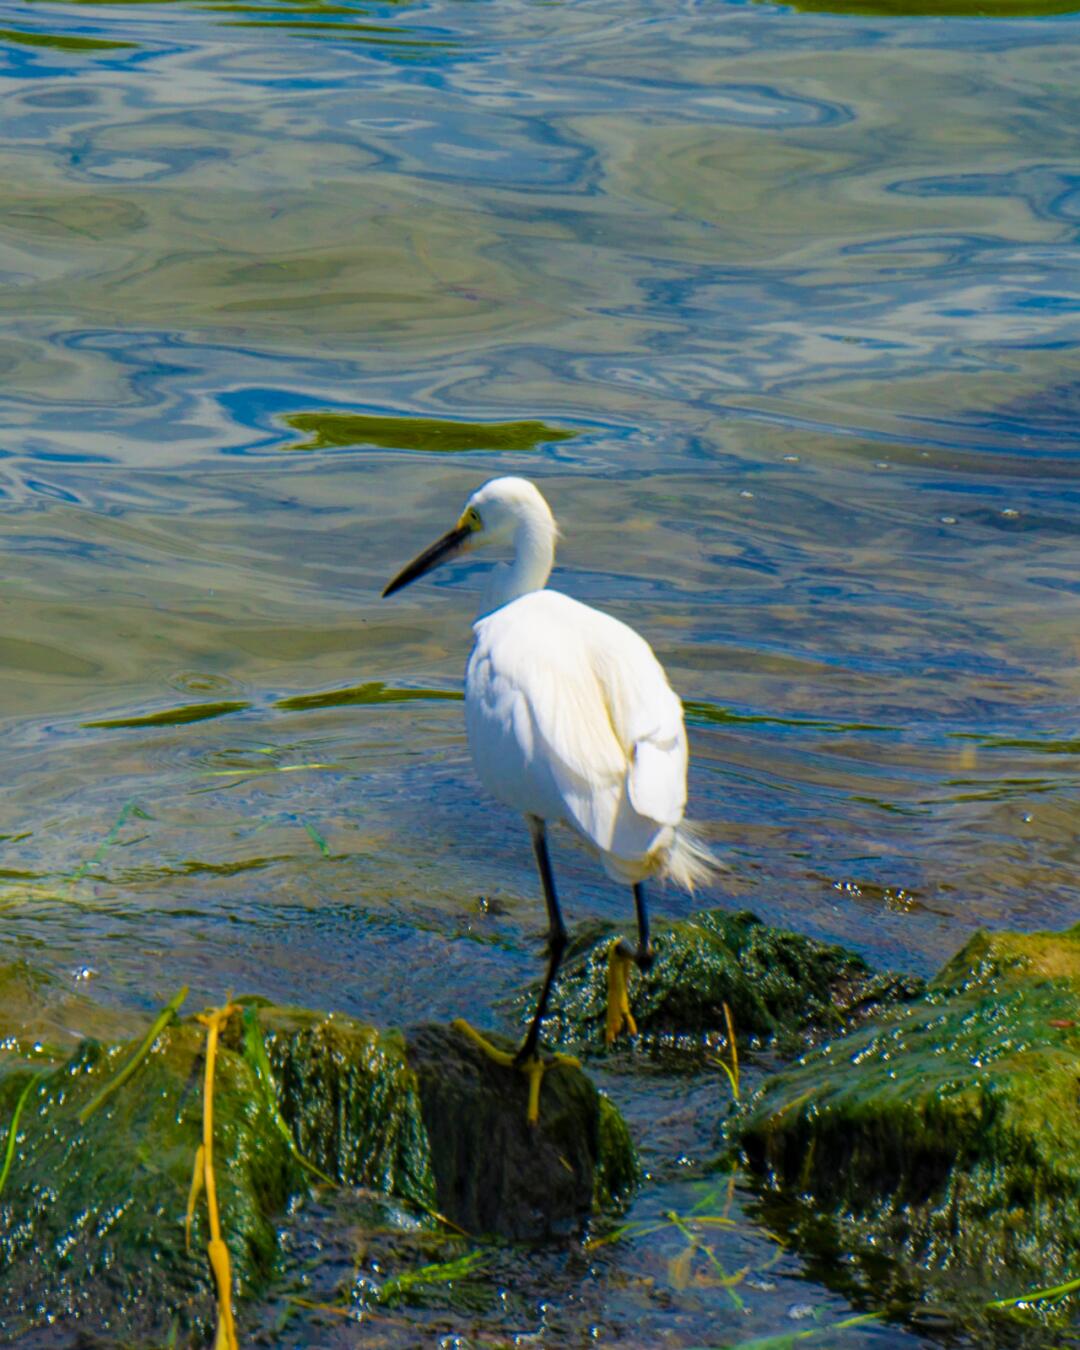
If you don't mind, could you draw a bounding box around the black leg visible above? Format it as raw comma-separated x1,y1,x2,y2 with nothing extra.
614,882,655,970
632,882,655,971
517,816,567,1064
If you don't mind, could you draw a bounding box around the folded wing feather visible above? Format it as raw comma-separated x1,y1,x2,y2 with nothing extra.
475,592,687,860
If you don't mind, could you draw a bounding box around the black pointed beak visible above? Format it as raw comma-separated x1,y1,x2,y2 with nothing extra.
382,522,472,598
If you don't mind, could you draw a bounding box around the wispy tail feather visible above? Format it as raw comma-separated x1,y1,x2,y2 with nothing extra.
663,820,722,893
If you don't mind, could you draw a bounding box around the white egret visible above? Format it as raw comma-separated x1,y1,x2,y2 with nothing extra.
383,476,715,1119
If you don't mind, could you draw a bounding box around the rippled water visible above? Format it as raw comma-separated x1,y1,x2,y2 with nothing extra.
1,0,1079,1343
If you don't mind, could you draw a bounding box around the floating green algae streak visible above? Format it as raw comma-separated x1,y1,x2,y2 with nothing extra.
83,700,251,730
950,731,1080,755
220,20,451,46
683,699,891,736
275,682,463,712
0,27,135,49
281,412,578,454
17,0,451,49
764,0,1079,13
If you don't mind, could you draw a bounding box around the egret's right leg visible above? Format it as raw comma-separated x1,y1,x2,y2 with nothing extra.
605,882,654,1044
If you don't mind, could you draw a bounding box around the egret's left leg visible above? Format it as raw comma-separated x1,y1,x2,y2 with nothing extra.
516,815,569,1059
452,816,579,1124
606,882,655,1045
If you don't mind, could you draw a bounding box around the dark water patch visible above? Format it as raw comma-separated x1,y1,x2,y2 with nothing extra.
82,700,252,729
275,681,463,712
281,411,578,454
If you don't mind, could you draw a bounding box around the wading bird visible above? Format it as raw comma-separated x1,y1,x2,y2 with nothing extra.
383,476,715,1120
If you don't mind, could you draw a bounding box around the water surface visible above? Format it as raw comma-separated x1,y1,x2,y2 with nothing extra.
1,0,1078,1342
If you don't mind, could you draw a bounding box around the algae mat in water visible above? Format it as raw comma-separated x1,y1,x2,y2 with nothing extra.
281,411,578,453
735,924,1080,1335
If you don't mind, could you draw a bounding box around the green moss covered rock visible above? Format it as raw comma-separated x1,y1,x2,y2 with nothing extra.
734,924,1080,1332
234,1009,636,1239
235,1004,437,1209
0,1019,296,1341
0,979,636,1340
528,908,921,1051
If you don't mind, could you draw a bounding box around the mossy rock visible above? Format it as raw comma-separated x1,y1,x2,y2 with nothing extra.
0,1020,297,1342
526,908,921,1051
734,924,1080,1336
234,1004,437,1209
0,989,636,1340
237,1008,636,1238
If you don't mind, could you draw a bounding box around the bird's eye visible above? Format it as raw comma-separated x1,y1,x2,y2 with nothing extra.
466,507,482,530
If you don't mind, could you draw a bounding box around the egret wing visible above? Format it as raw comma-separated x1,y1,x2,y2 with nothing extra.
470,592,687,859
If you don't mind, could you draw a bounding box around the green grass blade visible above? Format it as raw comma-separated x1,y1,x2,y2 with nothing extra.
69,800,152,883
0,1070,48,1198
301,821,331,857
78,986,188,1124
988,1274,1080,1309
719,1310,883,1349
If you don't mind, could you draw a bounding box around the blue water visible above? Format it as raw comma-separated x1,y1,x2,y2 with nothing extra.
1,0,1079,1342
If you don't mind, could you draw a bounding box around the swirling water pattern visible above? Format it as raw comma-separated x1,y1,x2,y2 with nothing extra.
0,0,1078,1342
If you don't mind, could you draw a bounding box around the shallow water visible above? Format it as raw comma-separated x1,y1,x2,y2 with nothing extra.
0,0,1078,1342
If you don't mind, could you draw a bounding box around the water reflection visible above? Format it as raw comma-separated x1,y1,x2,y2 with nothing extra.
0,0,1078,1342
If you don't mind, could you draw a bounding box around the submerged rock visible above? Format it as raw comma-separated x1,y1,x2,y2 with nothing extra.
0,981,635,1341
734,923,1080,1333
528,908,921,1051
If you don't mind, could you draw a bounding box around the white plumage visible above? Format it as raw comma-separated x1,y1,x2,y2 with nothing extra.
466,588,701,887
383,474,715,1066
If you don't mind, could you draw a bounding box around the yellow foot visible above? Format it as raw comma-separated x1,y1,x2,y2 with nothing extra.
451,1019,581,1126
605,941,639,1045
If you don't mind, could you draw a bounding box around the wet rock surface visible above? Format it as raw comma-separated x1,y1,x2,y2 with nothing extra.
734,923,1080,1337
408,1023,637,1240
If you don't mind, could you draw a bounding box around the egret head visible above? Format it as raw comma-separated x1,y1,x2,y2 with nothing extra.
382,476,557,600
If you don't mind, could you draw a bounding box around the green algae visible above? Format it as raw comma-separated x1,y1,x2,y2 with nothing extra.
0,1022,296,1340
531,909,921,1052
234,1005,437,1211
734,923,1080,1334
83,699,252,729
761,0,1079,12
275,680,463,712
0,26,136,50
281,410,577,454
